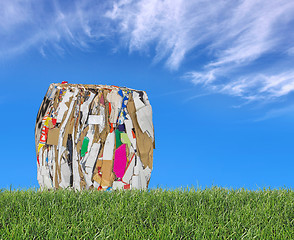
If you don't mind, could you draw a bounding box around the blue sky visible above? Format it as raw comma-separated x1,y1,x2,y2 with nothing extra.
0,0,293,190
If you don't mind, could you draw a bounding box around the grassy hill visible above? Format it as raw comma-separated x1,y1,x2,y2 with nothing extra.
0,187,293,239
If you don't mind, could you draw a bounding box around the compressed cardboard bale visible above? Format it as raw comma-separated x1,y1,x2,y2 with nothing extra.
35,83,155,190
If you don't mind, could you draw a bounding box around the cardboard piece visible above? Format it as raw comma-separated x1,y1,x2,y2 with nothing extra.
101,160,114,187
127,95,153,169
35,83,155,190
47,128,60,146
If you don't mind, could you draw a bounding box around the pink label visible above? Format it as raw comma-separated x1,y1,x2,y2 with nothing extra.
113,144,127,179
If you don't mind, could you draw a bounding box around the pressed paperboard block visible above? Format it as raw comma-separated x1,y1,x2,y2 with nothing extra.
35,83,154,190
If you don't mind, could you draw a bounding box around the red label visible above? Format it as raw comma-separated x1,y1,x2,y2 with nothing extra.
52,118,57,126
39,126,49,144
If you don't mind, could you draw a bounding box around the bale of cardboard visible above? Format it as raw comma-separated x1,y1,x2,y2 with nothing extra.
35,83,155,190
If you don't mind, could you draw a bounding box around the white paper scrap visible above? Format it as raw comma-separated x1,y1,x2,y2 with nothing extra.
112,181,125,190
88,115,104,125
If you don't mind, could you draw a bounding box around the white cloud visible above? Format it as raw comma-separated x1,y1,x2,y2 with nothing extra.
106,0,230,69
0,0,31,31
1,0,294,101
106,0,294,100
0,0,110,57
186,70,294,100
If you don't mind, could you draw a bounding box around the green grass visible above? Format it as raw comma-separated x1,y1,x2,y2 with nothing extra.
0,187,293,239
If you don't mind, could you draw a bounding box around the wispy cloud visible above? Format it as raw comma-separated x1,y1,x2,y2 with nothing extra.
107,0,294,100
106,0,231,70
1,0,294,101
185,70,294,101
0,0,110,57
254,104,294,121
